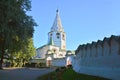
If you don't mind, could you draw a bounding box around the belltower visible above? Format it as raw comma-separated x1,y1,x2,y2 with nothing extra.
48,10,66,50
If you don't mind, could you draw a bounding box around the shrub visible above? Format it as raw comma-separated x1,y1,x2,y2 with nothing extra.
60,66,66,70
55,67,60,72
25,63,36,67
67,65,73,69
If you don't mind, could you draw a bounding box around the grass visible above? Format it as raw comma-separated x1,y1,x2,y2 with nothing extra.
62,68,110,80
37,68,111,80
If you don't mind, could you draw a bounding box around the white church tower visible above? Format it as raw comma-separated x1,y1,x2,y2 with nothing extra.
48,10,66,50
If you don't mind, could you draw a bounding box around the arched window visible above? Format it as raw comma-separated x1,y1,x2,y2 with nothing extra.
62,34,65,40
56,33,60,35
52,49,56,53
50,33,52,36
56,33,60,39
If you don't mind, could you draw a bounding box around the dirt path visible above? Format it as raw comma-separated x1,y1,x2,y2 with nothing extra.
0,67,54,80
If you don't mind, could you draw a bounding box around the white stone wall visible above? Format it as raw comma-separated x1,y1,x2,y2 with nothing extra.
74,35,120,80
52,58,66,67
36,45,49,58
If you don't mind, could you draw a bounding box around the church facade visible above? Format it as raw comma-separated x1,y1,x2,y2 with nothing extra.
33,10,74,67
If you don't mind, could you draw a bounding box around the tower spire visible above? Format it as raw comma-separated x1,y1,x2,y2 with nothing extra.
51,9,64,32
56,9,58,13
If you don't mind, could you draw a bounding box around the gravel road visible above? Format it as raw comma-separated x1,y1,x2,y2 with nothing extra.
0,67,54,80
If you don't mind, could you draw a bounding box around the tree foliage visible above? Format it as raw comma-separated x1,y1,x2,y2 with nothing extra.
0,0,37,69
8,38,36,67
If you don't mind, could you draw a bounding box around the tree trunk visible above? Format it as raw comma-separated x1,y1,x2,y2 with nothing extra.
0,50,4,69
22,59,25,67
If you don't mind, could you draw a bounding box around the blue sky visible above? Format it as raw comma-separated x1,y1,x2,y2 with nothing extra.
27,0,120,50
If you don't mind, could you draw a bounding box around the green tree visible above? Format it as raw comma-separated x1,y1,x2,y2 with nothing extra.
0,0,37,69
17,38,36,67
8,38,36,67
